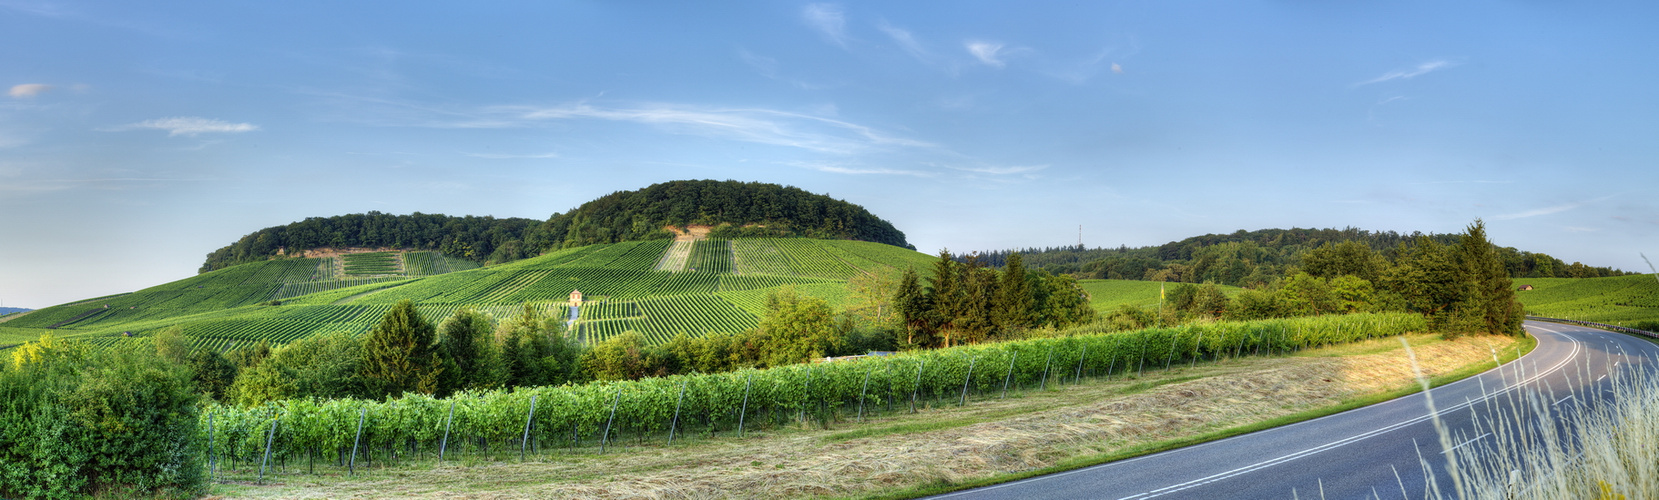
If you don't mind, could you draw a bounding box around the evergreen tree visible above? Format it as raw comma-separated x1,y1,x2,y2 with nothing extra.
993,253,1035,331
892,267,932,347
1457,220,1526,336
360,300,444,397
925,250,963,347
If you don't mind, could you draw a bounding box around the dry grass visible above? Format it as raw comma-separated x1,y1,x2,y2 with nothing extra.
216,333,1518,499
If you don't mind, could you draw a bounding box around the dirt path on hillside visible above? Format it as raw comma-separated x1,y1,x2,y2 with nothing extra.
655,226,711,272
222,333,1518,500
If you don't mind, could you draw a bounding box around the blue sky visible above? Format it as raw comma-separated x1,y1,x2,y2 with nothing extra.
3,1,1656,308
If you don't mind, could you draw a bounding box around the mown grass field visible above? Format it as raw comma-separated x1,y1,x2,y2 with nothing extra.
0,240,936,349
1515,274,1659,328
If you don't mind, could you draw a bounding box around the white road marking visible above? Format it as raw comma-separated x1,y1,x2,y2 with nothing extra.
1442,433,1492,454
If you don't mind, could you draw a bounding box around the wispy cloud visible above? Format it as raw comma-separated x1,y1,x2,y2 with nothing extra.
504,102,932,154
966,41,1008,68
106,117,259,136
878,22,928,61
791,162,934,177
462,152,559,159
942,164,1048,175
803,4,848,48
737,49,827,90
1492,195,1614,220
1111,63,1124,74
8,84,52,98
1354,59,1455,86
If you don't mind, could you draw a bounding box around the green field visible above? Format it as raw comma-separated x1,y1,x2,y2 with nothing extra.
1516,274,1659,327
0,240,935,348
1077,279,1243,311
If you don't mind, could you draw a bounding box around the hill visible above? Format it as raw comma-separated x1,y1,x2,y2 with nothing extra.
0,307,30,316
1515,274,1659,329
540,179,912,249
0,239,938,349
199,180,911,275
968,227,1628,287
200,212,541,272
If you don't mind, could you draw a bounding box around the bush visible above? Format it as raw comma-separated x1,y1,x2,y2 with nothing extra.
0,337,205,498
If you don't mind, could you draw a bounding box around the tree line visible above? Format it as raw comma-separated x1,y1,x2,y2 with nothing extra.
966,226,1626,287
200,212,542,272
200,180,915,273
1092,221,1525,339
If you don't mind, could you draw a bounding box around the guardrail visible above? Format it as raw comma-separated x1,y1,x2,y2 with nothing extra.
1527,316,1659,340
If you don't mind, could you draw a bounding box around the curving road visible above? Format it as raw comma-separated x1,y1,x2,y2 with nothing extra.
932,321,1659,500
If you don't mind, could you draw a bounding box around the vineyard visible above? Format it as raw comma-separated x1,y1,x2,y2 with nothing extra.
196,313,1426,480
0,238,934,348
1517,275,1659,327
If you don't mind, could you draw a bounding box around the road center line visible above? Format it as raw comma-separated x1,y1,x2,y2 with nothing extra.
1112,328,1581,500
1442,432,1492,454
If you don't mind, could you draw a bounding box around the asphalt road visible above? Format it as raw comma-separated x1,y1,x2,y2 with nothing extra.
931,321,1658,500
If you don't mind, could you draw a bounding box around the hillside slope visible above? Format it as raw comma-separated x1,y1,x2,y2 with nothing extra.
0,239,937,349
1516,275,1659,327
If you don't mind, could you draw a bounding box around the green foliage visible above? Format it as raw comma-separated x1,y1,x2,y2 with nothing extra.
544,180,911,250
230,331,367,406
971,226,1626,286
756,288,841,367
1516,275,1659,326
200,211,540,272
0,336,205,498
436,307,494,392
580,331,652,381
360,300,443,397
202,312,1424,472
495,304,583,387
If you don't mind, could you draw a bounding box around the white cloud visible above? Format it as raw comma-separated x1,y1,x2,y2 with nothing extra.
509,102,932,154
462,152,559,159
966,41,1007,68
1492,195,1614,221
8,84,52,98
791,162,934,177
1354,60,1455,86
108,117,259,136
878,22,928,61
940,164,1048,175
1111,63,1124,74
803,4,848,47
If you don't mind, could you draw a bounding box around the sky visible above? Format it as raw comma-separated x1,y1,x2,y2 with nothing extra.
3,1,1657,309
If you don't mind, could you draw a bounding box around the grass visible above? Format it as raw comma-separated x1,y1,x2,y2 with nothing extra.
1422,324,1659,499
1077,279,1243,313
209,331,1529,499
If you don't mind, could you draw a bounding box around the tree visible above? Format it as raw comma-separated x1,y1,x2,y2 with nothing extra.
926,250,964,348
580,331,649,381
893,267,932,348
757,287,841,366
360,300,444,397
1457,220,1525,336
494,304,582,387
993,253,1036,331
436,308,493,392
1302,240,1386,283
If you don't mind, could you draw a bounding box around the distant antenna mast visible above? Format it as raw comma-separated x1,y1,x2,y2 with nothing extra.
1078,225,1083,248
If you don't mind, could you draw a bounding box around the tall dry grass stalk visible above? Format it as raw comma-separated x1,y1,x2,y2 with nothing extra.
1418,340,1659,499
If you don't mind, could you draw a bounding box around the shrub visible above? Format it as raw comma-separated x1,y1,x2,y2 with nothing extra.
0,336,205,498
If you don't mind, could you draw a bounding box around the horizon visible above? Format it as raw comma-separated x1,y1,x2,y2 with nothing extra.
4,2,1657,308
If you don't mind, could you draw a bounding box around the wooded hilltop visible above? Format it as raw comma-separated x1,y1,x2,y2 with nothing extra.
200,180,911,272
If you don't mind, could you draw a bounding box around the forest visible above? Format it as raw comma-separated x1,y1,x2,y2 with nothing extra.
965,227,1627,287
199,180,912,274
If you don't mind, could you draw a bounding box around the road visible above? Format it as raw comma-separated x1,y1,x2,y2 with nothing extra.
932,321,1658,499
